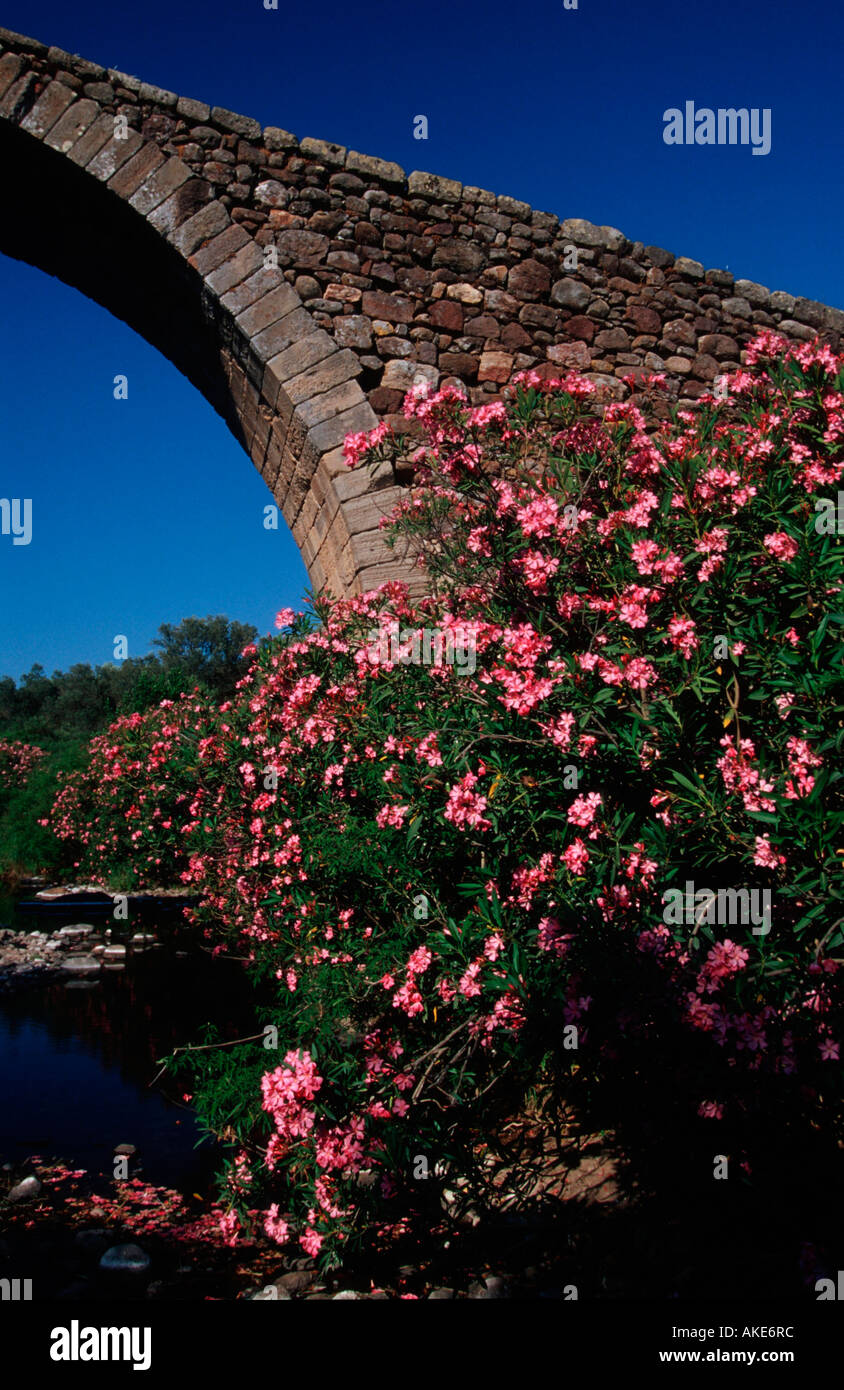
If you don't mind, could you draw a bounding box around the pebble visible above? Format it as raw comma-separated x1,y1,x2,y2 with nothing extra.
99,1243,151,1274
8,1175,42,1202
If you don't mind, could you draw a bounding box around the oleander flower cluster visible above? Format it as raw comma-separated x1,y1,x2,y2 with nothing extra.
0,738,46,789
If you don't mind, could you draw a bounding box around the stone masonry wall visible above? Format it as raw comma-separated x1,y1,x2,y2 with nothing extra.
1,25,842,597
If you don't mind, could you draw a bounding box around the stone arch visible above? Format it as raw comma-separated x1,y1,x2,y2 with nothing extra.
1,26,841,599
0,33,403,598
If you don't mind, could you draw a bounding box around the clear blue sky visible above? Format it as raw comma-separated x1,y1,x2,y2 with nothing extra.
1,0,842,680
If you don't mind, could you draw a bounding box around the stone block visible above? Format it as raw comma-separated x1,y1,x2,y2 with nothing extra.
206,243,265,297
170,200,229,256
43,97,99,153
86,128,145,182
346,150,405,184
300,136,346,166
211,105,262,140
66,112,115,168
408,170,462,202
128,155,191,214
177,95,211,123
107,141,165,197
189,223,250,276
20,79,76,137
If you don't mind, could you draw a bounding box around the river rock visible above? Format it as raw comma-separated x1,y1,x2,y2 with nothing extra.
103,944,126,960
61,956,101,975
8,1175,42,1202
99,1243,151,1274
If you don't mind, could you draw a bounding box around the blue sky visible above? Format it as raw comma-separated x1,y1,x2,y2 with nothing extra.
1,0,842,680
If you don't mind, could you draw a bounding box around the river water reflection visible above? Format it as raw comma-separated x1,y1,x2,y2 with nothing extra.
0,914,260,1193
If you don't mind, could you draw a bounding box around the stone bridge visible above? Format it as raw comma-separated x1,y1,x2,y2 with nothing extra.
1,25,841,597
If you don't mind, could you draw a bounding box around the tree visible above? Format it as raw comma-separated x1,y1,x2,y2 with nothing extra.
153,615,258,698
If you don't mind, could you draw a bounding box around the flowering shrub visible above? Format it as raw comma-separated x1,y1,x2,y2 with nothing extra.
51,334,844,1266
0,738,46,789
48,694,219,888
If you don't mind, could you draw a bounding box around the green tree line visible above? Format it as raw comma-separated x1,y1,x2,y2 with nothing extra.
0,615,259,885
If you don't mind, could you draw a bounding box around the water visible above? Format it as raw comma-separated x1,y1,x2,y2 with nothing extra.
0,913,261,1193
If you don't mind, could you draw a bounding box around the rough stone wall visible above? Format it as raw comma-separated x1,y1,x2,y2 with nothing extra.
1,25,842,598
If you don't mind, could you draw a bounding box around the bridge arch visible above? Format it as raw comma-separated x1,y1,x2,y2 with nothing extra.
1,25,841,598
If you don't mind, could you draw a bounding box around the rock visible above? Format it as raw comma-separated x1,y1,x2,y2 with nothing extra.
61,956,100,975
408,171,462,202
484,1275,508,1298
722,297,752,319
550,279,590,311
733,278,770,307
275,1269,318,1293
673,257,704,279
211,106,262,141
428,1287,455,1299
361,290,413,323
595,327,631,351
8,1175,41,1202
113,1143,137,1157
698,333,739,359
507,259,551,299
792,297,827,329
547,341,591,369
381,359,439,391
263,126,297,151
333,316,373,350
432,240,485,275
254,179,289,208
99,1243,151,1275
478,350,514,384
625,306,662,335
770,290,796,315
276,229,330,262
559,218,625,251
332,1290,359,1299
777,318,815,342
446,282,484,306
103,945,126,960
250,1284,292,1300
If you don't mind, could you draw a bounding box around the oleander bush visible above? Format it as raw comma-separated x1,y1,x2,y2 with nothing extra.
49,332,844,1266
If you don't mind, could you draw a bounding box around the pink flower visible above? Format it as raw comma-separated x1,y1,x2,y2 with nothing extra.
567,792,602,829
753,836,786,869
763,532,798,563
300,1227,323,1258
562,838,590,874
667,615,699,660
376,803,410,829
274,607,296,629
444,771,491,832
263,1204,290,1244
